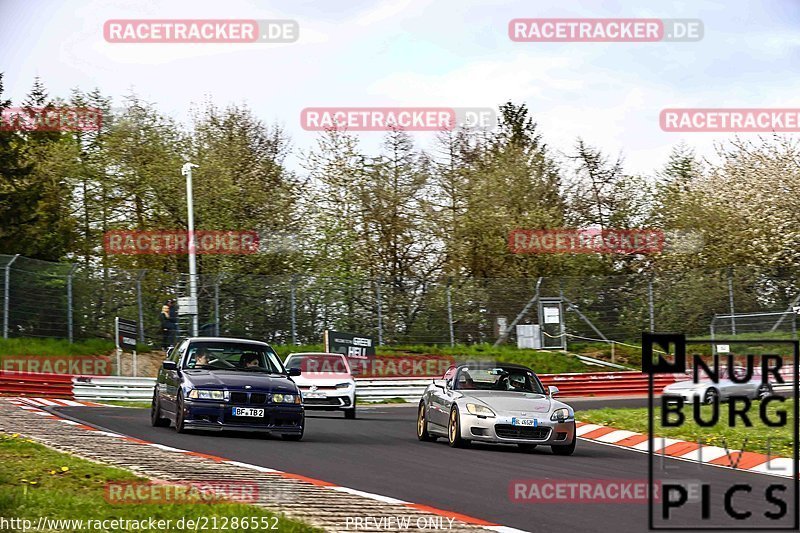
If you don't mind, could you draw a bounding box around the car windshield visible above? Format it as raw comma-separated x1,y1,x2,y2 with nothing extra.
285,354,350,374
184,341,285,373
454,367,545,394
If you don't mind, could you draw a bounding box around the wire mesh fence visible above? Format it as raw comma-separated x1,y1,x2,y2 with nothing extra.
2,254,800,347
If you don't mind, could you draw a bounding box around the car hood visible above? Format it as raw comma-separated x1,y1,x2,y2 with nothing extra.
459,391,556,414
292,373,353,387
183,370,298,393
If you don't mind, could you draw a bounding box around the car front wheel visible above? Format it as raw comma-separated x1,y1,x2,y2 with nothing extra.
150,389,170,428
174,391,188,433
448,406,467,448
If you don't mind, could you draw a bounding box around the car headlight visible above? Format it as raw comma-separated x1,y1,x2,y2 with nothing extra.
335,382,352,389
466,403,496,417
188,389,226,401
271,393,300,404
550,408,571,421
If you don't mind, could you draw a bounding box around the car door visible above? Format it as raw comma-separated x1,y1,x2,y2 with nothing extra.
428,368,456,429
161,340,187,414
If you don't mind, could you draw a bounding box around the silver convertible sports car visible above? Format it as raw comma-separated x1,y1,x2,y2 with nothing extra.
417,363,576,454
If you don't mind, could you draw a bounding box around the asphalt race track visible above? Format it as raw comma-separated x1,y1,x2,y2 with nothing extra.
53,398,796,533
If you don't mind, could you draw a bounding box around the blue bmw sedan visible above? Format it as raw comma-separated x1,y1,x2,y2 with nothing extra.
151,337,304,440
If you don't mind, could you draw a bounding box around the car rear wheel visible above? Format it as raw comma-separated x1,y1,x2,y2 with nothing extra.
417,402,436,441
703,387,719,405
174,391,188,433
150,389,170,427
756,383,773,400
448,406,467,448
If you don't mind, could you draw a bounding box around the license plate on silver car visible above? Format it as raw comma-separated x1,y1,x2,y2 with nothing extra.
232,407,264,417
512,418,538,427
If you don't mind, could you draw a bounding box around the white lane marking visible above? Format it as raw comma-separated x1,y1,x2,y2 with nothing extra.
21,398,46,406
58,420,79,425
632,437,681,452
575,424,604,436
677,445,732,463
485,526,531,533
148,443,189,453
20,406,40,410
330,486,408,505
33,398,60,406
56,399,83,407
95,431,123,438
749,458,794,477
593,430,639,443
223,460,281,473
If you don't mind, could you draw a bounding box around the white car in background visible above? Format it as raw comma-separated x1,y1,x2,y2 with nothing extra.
661,366,774,404
284,352,357,419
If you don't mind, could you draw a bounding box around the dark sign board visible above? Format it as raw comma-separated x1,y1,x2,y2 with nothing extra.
323,330,376,358
115,317,137,353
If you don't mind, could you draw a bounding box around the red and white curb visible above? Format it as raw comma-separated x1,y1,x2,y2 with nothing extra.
575,420,794,478
5,397,527,533
10,397,104,408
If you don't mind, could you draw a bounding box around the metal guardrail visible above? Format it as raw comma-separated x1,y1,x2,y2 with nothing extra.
71,375,428,402
68,372,680,402
73,376,156,401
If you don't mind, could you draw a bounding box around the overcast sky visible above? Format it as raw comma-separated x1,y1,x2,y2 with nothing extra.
1,0,798,175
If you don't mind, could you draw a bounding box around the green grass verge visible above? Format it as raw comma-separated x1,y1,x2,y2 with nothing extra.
0,432,318,532
579,399,795,457
0,338,116,357
357,397,408,405
96,401,152,408
275,343,586,374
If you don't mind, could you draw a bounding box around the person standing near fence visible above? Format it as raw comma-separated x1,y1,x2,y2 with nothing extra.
160,300,177,350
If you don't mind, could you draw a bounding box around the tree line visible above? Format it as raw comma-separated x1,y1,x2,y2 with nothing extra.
2,73,799,342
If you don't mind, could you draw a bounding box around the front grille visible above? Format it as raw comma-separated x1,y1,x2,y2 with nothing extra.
230,392,248,404
495,424,551,440
250,393,267,404
228,392,271,405
303,397,343,406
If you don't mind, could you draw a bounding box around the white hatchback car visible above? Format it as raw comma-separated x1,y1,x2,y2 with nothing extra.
284,352,357,419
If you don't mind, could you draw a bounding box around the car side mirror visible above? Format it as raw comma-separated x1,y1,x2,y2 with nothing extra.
548,385,560,396
288,367,301,377
166,346,174,357
162,360,178,371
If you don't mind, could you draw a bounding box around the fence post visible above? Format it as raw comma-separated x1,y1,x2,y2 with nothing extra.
3,254,19,339
136,271,146,343
67,263,77,343
376,277,383,346
290,275,297,345
214,274,221,337
446,279,454,347
648,280,655,333
727,268,736,335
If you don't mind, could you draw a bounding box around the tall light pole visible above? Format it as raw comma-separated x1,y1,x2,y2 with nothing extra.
181,161,199,337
